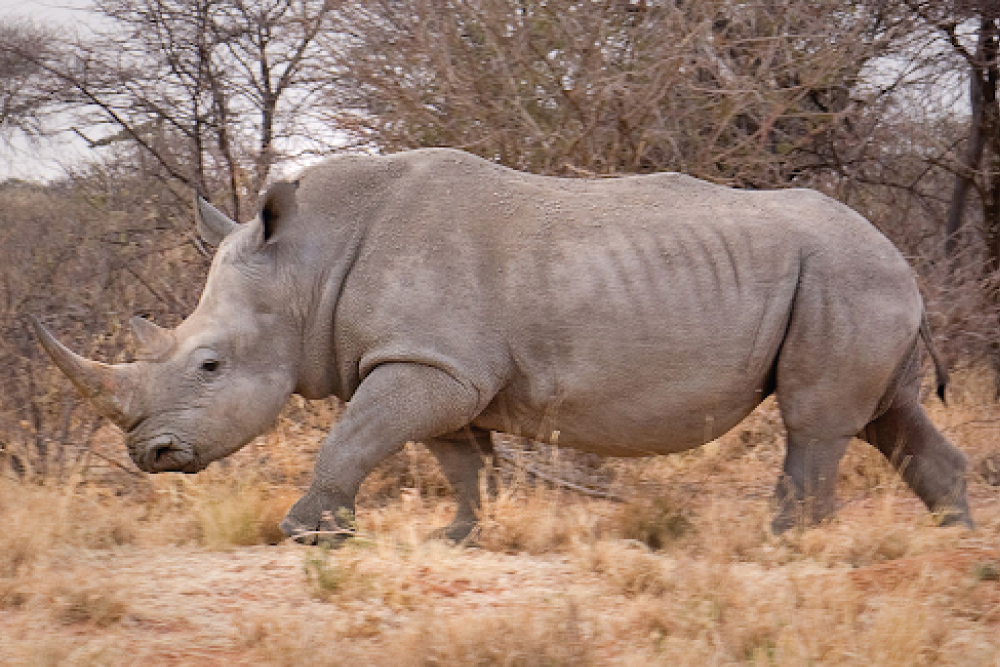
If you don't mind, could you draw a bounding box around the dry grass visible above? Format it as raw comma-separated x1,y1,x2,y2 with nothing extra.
580,539,675,598
176,471,297,548
303,544,379,602
2,371,1000,665
238,600,598,667
0,477,139,578
476,485,612,554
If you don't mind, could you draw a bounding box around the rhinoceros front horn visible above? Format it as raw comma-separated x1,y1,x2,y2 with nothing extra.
30,316,138,429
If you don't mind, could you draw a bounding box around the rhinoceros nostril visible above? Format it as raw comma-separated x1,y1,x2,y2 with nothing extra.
150,442,174,464
144,436,192,471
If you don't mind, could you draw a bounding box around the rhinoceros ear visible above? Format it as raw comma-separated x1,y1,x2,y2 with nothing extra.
260,180,299,242
194,194,238,246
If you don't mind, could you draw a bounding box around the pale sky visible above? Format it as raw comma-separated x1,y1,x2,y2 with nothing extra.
0,0,88,24
0,0,95,182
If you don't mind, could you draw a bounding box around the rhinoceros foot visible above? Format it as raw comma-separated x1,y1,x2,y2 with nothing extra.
279,487,356,547
429,520,478,546
935,505,975,530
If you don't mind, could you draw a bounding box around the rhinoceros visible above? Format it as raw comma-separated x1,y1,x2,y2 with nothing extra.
34,147,973,539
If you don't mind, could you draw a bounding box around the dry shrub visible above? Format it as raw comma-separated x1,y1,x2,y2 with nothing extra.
926,368,1000,461
618,496,693,551
49,580,130,627
842,526,912,565
611,559,996,667
238,598,596,667
361,495,458,546
972,560,1000,581
237,399,340,487
0,482,45,578
787,522,914,568
1,562,136,665
299,539,487,613
615,560,777,662
389,601,596,667
864,600,937,667
581,540,674,598
974,451,1000,486
237,613,352,667
476,484,611,554
303,545,377,602
146,471,298,549
0,478,138,578
692,497,775,564
774,492,911,567
0,577,29,610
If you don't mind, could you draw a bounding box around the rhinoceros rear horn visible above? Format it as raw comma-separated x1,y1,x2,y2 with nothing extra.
194,194,238,246
30,316,138,429
130,315,175,360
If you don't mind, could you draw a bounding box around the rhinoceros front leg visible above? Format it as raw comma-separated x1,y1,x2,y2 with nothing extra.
279,362,480,543
424,428,494,543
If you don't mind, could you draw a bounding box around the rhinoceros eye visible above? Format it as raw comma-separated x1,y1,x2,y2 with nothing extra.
192,348,223,378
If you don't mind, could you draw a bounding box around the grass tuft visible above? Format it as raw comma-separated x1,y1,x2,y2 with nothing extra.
972,561,1000,581
390,601,597,667
303,546,376,602
619,496,694,550
50,582,130,627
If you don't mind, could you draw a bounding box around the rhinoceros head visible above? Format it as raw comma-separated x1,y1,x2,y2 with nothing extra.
33,183,303,474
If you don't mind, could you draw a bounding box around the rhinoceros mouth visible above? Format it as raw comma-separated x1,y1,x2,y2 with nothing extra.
134,434,201,474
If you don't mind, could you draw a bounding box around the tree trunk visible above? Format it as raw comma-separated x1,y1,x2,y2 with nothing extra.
981,21,1000,274
945,20,992,260
975,20,1000,396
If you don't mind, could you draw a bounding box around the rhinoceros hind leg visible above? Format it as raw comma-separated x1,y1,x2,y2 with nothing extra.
425,428,494,544
861,398,973,529
771,433,850,534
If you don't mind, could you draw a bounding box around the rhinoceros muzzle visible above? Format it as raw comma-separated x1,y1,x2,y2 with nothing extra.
134,435,200,474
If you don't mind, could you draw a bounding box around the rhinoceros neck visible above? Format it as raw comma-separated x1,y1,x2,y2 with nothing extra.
290,224,366,402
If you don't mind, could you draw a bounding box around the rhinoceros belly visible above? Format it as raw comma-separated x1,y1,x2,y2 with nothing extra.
474,338,778,456
472,220,799,456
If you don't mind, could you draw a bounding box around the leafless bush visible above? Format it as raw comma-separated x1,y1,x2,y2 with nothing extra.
0,21,65,139
325,0,911,184
0,151,209,478
322,0,1000,367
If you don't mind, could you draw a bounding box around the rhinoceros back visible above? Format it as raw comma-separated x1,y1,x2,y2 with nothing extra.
298,149,916,456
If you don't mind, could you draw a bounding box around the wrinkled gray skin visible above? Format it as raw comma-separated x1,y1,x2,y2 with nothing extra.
35,148,973,541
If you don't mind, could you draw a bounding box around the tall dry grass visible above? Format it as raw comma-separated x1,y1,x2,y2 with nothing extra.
1,370,999,665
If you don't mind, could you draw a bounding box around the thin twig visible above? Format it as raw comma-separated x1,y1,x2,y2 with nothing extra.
940,416,1000,434
282,528,370,544
60,441,146,478
493,447,626,503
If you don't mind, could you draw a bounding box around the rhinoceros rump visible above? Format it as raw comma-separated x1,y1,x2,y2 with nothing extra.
35,148,973,539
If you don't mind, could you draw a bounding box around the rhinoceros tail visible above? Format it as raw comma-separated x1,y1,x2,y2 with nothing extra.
919,310,949,404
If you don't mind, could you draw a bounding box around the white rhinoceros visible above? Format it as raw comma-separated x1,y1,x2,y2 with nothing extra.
34,148,973,539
